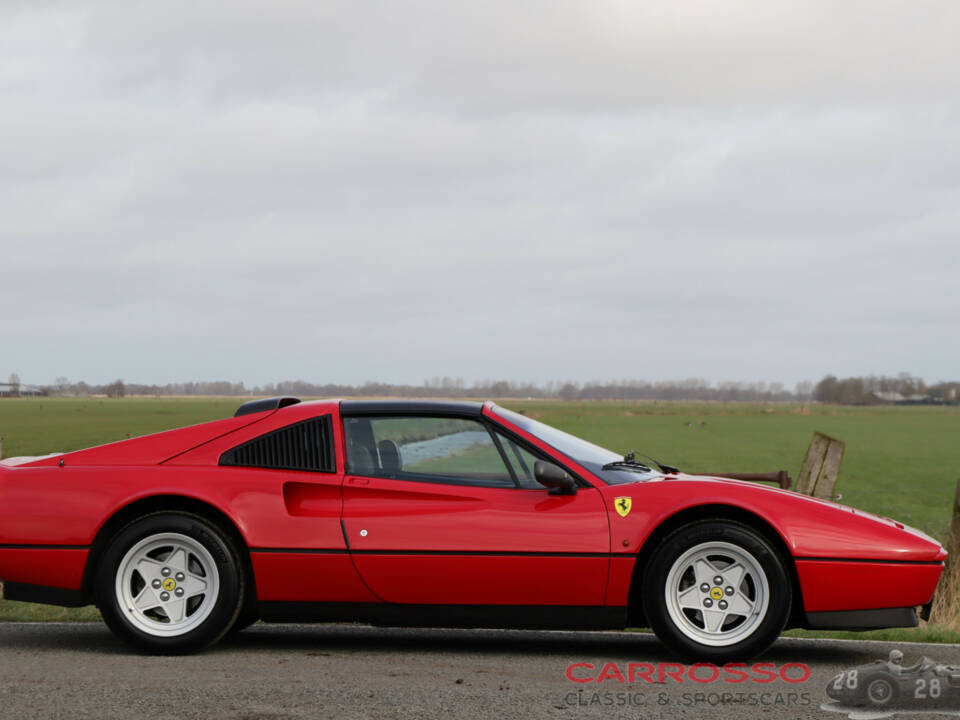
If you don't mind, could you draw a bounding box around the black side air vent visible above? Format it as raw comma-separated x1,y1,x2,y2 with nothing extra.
234,396,301,417
220,416,335,473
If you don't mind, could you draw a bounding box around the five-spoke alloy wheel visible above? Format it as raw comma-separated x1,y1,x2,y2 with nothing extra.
96,512,244,653
643,520,791,661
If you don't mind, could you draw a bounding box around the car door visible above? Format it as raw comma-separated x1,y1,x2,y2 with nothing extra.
340,413,611,606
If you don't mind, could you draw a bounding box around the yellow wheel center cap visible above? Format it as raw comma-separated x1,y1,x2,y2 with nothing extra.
709,586,723,600
162,578,177,592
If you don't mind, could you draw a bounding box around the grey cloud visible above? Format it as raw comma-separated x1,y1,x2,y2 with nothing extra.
1,1,958,387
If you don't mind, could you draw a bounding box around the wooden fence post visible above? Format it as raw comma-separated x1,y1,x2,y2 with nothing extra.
927,478,960,625
797,431,845,499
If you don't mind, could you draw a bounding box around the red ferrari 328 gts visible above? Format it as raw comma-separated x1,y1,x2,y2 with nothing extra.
0,398,945,659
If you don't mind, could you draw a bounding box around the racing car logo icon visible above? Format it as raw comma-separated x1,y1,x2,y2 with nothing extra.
825,650,960,712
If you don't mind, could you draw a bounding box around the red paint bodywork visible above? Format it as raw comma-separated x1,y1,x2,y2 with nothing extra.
0,400,946,624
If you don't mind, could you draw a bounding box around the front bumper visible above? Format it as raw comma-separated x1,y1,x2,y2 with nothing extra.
796,558,943,613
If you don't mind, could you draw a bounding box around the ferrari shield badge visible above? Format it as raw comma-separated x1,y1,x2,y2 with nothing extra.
614,497,632,518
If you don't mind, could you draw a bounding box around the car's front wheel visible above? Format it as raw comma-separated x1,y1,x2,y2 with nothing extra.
642,520,791,661
95,512,244,653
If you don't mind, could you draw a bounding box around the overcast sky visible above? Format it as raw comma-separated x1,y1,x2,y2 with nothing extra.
2,1,958,389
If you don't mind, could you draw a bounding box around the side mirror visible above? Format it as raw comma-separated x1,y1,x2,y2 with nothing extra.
534,460,578,495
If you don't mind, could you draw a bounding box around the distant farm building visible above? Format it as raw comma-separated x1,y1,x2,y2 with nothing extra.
0,383,45,397
866,391,935,405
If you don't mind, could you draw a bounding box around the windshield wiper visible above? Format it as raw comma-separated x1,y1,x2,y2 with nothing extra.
602,451,679,475
639,452,680,474
602,451,653,473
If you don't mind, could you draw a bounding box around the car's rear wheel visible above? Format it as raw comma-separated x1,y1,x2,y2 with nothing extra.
642,520,791,661
95,512,244,653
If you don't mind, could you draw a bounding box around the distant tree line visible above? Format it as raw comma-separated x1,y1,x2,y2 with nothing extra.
22,376,818,402
12,374,958,405
813,373,959,405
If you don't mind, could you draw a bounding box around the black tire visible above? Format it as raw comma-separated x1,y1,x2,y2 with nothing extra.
226,563,260,637
642,519,791,662
95,512,244,653
865,676,897,706
227,607,260,635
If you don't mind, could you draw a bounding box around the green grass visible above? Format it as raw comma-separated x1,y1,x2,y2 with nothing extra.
497,400,960,542
1,397,959,641
0,596,101,622
0,397,241,459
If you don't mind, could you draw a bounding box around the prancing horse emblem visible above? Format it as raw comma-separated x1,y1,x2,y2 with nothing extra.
615,497,632,518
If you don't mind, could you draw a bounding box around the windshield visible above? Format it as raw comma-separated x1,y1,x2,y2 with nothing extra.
491,405,661,485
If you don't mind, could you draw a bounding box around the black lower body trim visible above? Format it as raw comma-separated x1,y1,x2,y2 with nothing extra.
258,602,626,630
2,581,87,607
804,607,918,631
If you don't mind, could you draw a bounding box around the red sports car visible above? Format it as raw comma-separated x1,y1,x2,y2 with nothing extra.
0,398,945,659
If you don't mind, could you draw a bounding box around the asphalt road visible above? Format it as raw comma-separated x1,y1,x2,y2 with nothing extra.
1,623,959,720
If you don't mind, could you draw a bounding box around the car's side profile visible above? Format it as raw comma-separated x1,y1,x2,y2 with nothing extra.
0,398,946,659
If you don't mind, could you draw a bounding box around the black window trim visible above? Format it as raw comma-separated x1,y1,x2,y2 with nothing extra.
486,423,520,488
487,423,551,490
341,401,483,418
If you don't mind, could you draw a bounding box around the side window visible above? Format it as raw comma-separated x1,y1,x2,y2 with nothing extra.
494,430,549,489
344,416,515,488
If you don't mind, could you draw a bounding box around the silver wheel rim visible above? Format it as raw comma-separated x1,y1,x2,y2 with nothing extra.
664,540,770,647
115,532,220,637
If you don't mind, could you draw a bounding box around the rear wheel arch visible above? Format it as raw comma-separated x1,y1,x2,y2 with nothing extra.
626,504,803,628
82,495,256,612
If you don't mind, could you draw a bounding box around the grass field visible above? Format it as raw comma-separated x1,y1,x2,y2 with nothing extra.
1,397,959,641
507,400,960,542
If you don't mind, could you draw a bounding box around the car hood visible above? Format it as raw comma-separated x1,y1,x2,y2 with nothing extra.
600,472,946,562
